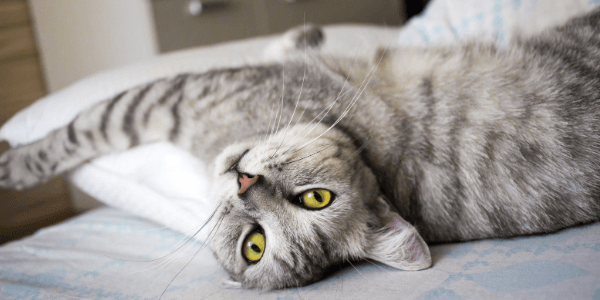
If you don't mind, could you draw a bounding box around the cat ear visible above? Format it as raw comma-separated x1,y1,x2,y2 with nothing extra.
365,195,432,270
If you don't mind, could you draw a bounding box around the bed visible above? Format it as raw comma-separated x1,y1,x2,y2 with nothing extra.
2,1,600,299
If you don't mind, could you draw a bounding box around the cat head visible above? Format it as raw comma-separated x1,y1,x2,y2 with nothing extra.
208,123,431,290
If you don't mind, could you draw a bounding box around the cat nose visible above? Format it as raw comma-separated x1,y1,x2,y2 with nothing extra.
238,173,259,194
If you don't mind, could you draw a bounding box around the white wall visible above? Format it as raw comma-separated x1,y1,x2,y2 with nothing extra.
29,0,159,92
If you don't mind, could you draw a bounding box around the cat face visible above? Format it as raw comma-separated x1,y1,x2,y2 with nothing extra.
209,123,431,289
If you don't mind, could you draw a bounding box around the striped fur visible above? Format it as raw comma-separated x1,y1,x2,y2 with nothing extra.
3,13,600,289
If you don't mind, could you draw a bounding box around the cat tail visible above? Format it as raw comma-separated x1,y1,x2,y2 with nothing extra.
0,74,194,190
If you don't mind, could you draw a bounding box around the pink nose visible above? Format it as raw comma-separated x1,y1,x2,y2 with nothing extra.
238,174,258,194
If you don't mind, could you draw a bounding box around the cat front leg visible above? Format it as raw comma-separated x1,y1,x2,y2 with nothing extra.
0,75,192,190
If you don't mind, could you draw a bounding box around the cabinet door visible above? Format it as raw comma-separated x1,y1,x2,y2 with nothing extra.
151,0,267,53
263,0,403,33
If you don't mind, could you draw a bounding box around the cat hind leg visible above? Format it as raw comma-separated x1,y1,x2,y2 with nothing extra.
263,24,324,60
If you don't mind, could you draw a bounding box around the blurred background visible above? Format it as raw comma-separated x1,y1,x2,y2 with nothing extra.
0,0,429,244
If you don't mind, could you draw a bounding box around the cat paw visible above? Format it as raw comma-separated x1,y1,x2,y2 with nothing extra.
0,148,46,190
286,24,324,50
263,24,324,61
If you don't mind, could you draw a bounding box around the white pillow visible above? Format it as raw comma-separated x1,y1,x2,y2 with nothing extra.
0,25,398,236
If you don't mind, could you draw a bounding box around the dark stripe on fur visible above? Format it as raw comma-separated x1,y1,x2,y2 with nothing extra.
158,74,188,105
288,244,299,269
62,142,75,155
0,152,8,166
25,157,32,172
123,85,153,147
531,40,600,160
480,130,500,187
142,104,156,126
169,93,185,142
446,94,468,228
421,78,436,162
101,91,127,142
312,225,330,260
84,131,94,142
300,246,318,280
38,150,48,162
35,162,43,174
0,170,9,180
273,256,294,276
67,121,78,145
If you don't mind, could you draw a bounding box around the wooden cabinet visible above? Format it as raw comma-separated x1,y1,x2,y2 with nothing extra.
151,0,404,53
0,0,75,245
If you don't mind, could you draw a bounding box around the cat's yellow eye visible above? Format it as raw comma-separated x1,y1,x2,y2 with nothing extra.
301,189,332,209
242,231,265,262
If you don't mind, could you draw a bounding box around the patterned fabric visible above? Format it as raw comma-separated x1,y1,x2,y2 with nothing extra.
398,0,598,46
0,207,598,299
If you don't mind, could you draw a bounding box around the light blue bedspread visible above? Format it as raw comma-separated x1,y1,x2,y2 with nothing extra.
1,207,598,299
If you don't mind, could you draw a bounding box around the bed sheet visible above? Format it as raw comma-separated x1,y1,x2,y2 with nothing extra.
1,207,599,300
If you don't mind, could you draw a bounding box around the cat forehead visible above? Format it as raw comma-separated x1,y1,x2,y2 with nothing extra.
216,124,357,180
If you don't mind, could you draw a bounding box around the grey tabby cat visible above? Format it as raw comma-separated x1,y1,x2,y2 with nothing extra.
3,10,600,290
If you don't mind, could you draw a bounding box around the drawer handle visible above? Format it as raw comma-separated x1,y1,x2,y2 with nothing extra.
187,0,227,16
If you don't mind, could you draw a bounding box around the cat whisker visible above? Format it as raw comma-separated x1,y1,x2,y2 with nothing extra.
292,45,389,154
135,200,218,234
291,97,312,129
281,143,335,166
266,69,285,144
159,212,227,300
333,41,364,102
363,258,393,274
263,102,277,144
110,204,220,263
283,98,337,153
350,137,370,158
289,63,379,155
281,42,363,154
281,133,344,166
128,209,222,280
283,114,367,167
290,67,376,153
270,25,309,159
126,221,209,277
147,236,201,285
346,259,366,280
281,86,355,156
123,233,198,276
270,69,286,142
360,260,401,293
